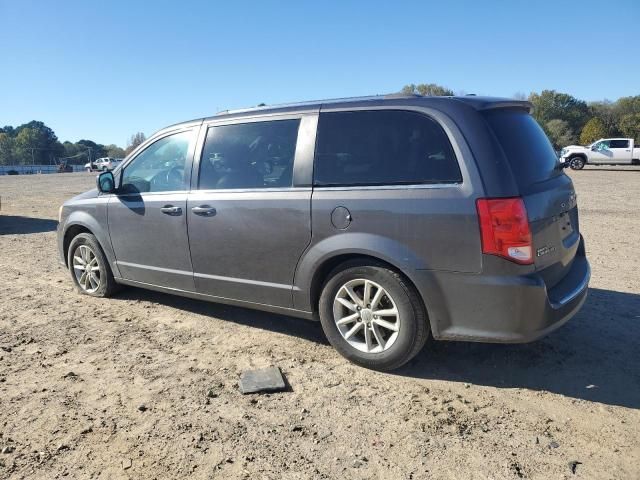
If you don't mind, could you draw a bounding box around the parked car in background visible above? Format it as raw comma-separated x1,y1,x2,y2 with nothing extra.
560,138,640,169
57,94,590,371
84,157,122,172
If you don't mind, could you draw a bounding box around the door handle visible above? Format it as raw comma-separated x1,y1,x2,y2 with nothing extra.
160,205,182,215
192,205,216,217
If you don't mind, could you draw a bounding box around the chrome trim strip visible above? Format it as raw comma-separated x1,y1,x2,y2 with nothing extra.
116,261,192,276
313,183,461,192
194,272,297,291
115,261,298,291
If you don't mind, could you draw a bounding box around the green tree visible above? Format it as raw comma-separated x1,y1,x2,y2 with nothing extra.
588,101,619,137
619,113,640,143
613,95,640,118
125,132,146,155
580,117,607,145
0,132,16,165
105,144,126,158
401,83,454,96
545,119,575,149
529,90,590,134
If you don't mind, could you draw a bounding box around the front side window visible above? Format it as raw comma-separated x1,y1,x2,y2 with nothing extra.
314,110,461,187
121,131,192,193
199,119,300,190
595,140,610,150
609,139,629,149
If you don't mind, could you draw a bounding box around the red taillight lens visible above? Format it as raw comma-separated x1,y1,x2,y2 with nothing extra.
476,197,533,265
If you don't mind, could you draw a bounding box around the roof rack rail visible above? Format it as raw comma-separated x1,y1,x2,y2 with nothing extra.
215,93,422,116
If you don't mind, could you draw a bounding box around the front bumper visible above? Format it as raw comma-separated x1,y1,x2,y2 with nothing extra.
414,238,590,343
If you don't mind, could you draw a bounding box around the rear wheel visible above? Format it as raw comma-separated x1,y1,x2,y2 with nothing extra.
569,156,585,170
67,233,119,297
319,261,429,371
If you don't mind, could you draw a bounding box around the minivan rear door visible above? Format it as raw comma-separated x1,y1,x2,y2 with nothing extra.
483,109,581,288
186,114,316,308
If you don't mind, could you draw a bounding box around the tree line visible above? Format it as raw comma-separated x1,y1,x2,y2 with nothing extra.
403,84,640,149
2,87,639,166
0,122,146,166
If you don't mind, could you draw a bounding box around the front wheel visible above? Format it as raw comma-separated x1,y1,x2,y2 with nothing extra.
319,261,429,371
85,167,92,172
569,156,585,170
67,233,119,297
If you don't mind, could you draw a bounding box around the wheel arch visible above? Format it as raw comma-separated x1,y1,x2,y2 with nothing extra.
569,153,588,162
301,251,430,329
63,224,93,266
61,212,120,277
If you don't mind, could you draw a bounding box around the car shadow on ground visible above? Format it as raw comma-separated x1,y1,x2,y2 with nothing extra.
398,288,640,409
115,286,639,409
115,288,328,345
0,215,58,235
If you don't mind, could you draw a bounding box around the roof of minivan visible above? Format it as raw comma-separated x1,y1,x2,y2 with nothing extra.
165,95,532,129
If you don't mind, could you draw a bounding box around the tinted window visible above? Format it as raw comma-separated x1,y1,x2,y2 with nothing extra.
121,131,192,193
484,109,560,190
199,120,300,190
314,110,461,186
610,139,629,148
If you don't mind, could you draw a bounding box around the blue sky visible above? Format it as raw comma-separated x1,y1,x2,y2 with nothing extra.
1,0,638,146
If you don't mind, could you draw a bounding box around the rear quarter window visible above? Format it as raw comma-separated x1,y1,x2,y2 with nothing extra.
314,110,461,187
483,109,561,191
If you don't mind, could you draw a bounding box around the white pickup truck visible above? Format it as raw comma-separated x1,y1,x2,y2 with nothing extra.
84,157,123,172
560,138,640,170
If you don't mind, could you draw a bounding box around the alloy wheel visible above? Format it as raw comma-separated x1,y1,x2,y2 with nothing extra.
332,279,400,353
72,245,101,293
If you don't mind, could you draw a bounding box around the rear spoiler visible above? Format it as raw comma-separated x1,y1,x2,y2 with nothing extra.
452,97,533,113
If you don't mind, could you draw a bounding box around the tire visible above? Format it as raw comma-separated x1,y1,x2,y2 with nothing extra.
67,233,119,297
319,260,429,371
569,156,585,170
85,168,92,172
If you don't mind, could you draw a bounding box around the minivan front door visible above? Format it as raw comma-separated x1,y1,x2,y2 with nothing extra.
186,116,315,308
108,128,198,291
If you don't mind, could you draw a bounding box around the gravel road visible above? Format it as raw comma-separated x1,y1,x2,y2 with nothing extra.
0,169,638,479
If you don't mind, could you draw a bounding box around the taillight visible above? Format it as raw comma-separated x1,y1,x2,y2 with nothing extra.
476,197,533,265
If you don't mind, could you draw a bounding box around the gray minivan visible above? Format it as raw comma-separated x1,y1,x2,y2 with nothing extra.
57,95,590,371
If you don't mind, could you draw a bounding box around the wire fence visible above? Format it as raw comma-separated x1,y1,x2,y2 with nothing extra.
0,164,87,175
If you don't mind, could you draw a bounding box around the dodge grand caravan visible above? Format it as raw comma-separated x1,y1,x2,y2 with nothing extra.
57,95,590,371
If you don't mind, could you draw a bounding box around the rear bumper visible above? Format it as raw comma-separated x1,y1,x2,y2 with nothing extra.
414,237,590,343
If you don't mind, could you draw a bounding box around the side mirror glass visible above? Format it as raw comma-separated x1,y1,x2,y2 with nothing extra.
97,171,116,193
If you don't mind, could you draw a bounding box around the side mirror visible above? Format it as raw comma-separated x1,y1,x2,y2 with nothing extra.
97,171,116,193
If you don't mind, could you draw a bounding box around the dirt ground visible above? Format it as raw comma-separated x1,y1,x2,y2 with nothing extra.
0,168,638,480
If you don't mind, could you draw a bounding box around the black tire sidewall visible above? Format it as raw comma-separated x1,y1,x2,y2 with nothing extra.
319,264,421,370
67,233,112,297
570,157,585,170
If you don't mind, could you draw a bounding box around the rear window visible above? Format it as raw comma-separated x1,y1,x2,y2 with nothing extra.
484,109,560,190
314,110,461,187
